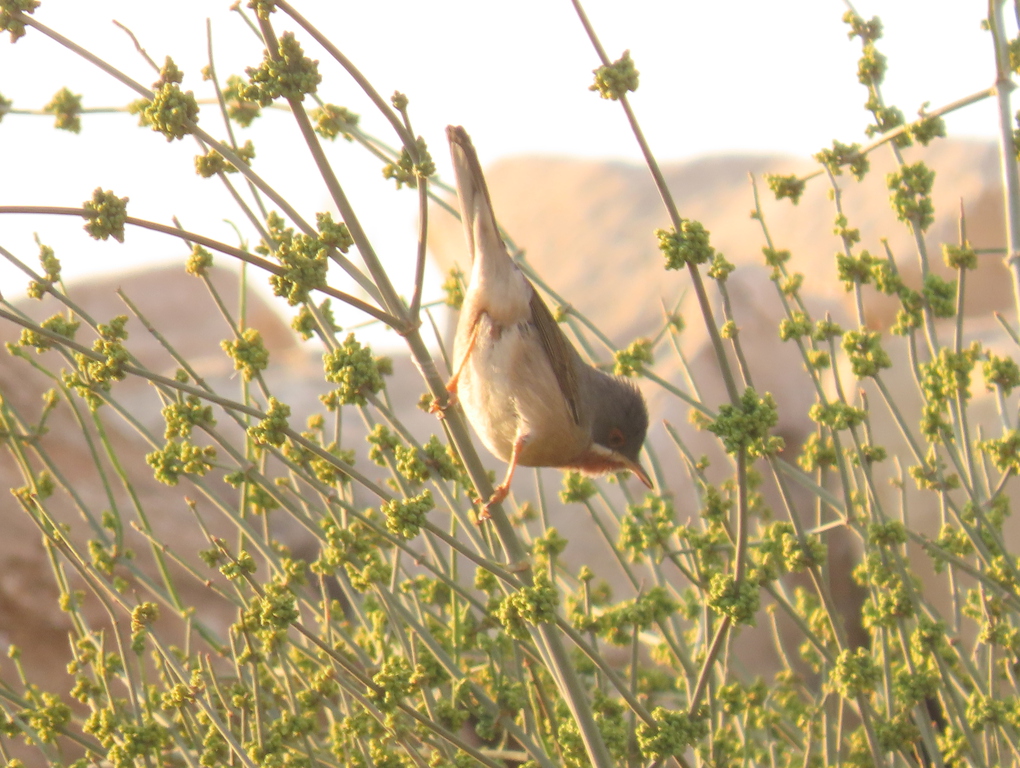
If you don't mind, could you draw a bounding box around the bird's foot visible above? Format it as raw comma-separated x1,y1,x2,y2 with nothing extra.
428,383,459,416
474,482,510,524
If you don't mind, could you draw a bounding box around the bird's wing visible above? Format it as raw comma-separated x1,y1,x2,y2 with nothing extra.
528,286,583,426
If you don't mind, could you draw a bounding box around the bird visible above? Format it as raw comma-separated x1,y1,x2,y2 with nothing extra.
438,125,651,519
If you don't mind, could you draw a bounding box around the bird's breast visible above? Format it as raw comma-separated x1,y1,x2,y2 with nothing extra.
454,312,590,467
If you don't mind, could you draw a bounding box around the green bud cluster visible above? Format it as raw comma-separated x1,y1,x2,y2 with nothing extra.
162,395,215,439
942,242,977,271
496,574,558,640
923,273,957,318
910,111,946,146
864,102,905,144
836,249,881,290
707,388,783,458
618,494,676,562
636,707,708,761
808,401,865,431
980,430,1020,474
765,174,805,204
223,74,261,127
814,140,869,181
657,220,715,270
984,352,1020,394
762,246,791,269
185,245,213,276
237,581,299,654
382,137,435,190
316,212,354,252
831,647,880,698
798,432,838,471
590,50,639,100
129,602,159,653
707,573,759,624
63,315,130,409
194,141,254,177
843,11,882,44
841,328,892,378
887,162,935,232
242,32,321,105
920,344,979,410
908,448,959,491
221,328,269,382
142,58,200,141
442,267,465,309
248,397,291,447
778,311,812,341
145,440,216,486
369,657,414,711
291,299,340,341
0,0,40,42
311,103,359,141
559,470,597,504
382,490,434,539
322,334,385,407
18,691,72,746
256,213,330,306
247,0,276,19
613,338,653,376
754,521,825,581
366,424,400,467
17,313,78,352
707,253,735,281
43,87,82,133
83,188,129,243
571,586,677,645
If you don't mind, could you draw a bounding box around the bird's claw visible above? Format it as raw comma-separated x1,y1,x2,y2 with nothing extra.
428,383,459,417
473,483,510,524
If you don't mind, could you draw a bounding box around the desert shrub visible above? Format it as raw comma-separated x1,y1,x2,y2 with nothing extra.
1,3,1020,768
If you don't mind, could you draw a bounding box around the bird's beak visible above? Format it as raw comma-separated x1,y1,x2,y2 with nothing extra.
575,444,654,489
619,456,653,489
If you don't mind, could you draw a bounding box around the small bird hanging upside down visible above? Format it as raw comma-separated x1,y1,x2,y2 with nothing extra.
435,125,651,519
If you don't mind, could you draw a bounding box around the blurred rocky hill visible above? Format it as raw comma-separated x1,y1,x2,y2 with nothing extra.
429,137,1010,340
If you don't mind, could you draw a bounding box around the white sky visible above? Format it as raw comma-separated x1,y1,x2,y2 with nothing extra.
0,1,1008,338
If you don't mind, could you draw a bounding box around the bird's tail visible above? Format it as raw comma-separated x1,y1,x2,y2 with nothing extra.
446,125,507,268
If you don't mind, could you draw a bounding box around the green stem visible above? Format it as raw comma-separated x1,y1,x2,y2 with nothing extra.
989,0,1020,317
568,0,742,411
0,207,397,327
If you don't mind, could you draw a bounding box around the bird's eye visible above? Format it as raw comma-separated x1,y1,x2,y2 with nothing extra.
608,427,626,449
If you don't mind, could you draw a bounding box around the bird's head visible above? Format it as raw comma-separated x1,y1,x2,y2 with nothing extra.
572,372,651,487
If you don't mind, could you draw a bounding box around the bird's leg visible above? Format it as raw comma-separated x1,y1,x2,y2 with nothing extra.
429,317,482,415
478,434,526,522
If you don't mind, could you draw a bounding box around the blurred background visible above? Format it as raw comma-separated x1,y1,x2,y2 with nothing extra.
0,1,1007,344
